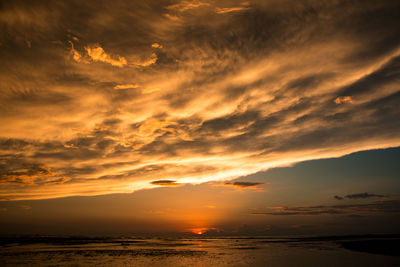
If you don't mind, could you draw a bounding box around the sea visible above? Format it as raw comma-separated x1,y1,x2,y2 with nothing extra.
0,235,399,266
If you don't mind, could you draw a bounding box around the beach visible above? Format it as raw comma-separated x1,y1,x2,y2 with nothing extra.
1,235,399,266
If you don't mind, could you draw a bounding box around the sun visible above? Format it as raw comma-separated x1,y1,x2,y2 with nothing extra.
190,227,214,235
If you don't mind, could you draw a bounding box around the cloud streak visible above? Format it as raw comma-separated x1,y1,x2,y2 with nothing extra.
113,84,140,90
334,192,385,200
150,180,182,186
252,200,400,216
215,6,251,14
224,181,264,188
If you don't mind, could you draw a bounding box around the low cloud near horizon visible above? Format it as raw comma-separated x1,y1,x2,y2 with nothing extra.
252,199,400,216
334,192,385,200
1,0,400,200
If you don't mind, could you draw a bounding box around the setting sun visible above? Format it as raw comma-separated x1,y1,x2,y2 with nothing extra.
190,228,213,235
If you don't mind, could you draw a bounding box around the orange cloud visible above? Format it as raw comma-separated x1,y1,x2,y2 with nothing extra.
1,0,400,201
141,87,160,94
164,13,181,21
0,164,52,185
85,44,127,67
63,143,78,149
334,96,354,104
113,84,140,90
69,41,82,62
132,53,158,67
215,7,251,14
152,43,163,49
167,1,210,12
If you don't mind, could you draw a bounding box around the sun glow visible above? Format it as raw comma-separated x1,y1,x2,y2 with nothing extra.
189,227,214,235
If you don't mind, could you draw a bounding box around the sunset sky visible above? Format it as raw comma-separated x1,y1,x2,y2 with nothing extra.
1,0,400,236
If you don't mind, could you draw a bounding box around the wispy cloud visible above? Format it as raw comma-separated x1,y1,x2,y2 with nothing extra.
0,159,70,186
113,84,140,90
215,6,251,14
69,41,82,62
346,192,385,199
132,53,158,67
252,200,400,216
224,181,264,188
334,192,385,200
167,1,210,12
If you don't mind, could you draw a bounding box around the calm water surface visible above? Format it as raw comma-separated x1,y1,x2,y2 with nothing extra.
0,236,399,266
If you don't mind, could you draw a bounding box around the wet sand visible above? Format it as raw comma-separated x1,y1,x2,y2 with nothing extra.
1,235,399,266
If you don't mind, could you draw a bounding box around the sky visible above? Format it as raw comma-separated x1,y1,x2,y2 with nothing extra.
1,0,400,235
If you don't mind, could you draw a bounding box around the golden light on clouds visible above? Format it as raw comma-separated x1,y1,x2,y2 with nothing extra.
69,41,82,62
215,6,251,14
167,1,211,13
113,84,140,90
86,44,127,67
1,0,400,202
151,43,163,49
334,96,354,105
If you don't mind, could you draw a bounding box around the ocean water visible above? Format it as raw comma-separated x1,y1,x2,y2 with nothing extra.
0,235,399,266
